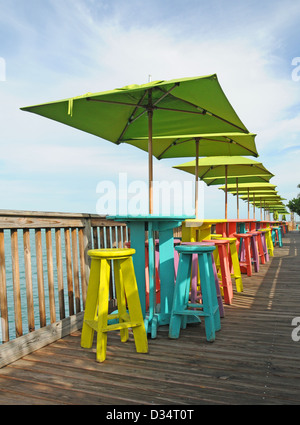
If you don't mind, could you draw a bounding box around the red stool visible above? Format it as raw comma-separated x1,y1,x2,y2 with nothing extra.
253,231,265,265
202,239,233,305
234,233,253,277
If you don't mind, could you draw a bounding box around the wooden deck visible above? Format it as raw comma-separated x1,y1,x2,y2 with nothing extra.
0,231,300,405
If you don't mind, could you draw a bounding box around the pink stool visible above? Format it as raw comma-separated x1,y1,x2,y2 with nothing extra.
181,242,225,318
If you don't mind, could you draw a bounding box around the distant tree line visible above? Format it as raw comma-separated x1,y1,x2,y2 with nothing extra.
287,184,300,217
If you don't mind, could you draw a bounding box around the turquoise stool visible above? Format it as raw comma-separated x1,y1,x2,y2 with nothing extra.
169,245,221,342
271,226,283,247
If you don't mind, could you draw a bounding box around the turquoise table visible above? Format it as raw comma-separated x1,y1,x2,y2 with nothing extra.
107,215,193,338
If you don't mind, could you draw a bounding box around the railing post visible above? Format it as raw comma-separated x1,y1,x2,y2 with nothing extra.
82,217,92,297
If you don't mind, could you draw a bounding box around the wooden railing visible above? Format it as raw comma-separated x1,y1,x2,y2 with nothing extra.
0,210,129,367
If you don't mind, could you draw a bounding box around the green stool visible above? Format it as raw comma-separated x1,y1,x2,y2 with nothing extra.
169,245,221,342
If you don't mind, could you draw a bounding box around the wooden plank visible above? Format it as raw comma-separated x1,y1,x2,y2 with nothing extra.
99,227,105,248
78,228,87,309
71,229,81,314
0,230,9,343
82,218,92,288
23,229,35,333
11,230,22,338
92,227,99,249
55,229,65,320
35,229,46,328
0,216,86,230
0,313,84,369
64,228,74,316
45,229,56,324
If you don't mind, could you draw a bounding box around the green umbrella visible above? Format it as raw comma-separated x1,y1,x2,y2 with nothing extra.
242,193,285,220
219,182,277,193
173,156,273,219
125,132,258,217
21,74,249,214
219,182,278,219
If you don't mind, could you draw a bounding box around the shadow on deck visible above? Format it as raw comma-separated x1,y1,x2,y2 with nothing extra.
0,231,300,405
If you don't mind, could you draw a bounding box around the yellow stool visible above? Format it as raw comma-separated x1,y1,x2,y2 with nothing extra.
258,227,274,257
211,235,243,293
81,248,148,362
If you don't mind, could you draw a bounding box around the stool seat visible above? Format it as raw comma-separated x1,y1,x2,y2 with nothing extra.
176,245,216,254
88,248,135,259
81,248,148,362
169,244,221,342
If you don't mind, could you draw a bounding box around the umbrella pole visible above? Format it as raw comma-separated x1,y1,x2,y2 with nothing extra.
195,139,199,219
225,165,228,220
148,90,153,215
248,188,250,219
236,177,239,219
253,192,255,220
260,198,262,221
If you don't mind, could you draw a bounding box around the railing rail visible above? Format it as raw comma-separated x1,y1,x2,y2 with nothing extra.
0,210,129,346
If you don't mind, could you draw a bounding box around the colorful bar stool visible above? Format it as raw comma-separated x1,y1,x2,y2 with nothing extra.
169,245,221,342
202,239,233,305
181,242,225,318
210,235,243,294
257,229,270,262
234,233,253,276
271,226,283,247
262,227,274,257
81,248,148,362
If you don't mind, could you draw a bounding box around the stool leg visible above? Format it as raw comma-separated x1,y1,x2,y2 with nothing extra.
81,259,100,349
229,242,243,292
120,257,148,353
218,244,233,305
278,229,283,247
190,253,198,303
211,253,225,318
257,235,265,264
95,259,111,362
113,259,129,343
251,236,259,272
244,238,252,276
169,254,192,339
198,253,220,342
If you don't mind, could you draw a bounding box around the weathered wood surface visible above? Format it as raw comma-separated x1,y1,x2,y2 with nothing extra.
0,231,300,405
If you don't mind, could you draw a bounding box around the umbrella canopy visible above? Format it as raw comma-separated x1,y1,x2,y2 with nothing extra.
21,74,250,214
125,132,258,159
173,156,274,219
126,132,258,218
219,182,277,194
219,182,278,219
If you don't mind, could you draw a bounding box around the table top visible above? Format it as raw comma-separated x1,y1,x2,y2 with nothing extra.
107,215,194,222
184,219,227,227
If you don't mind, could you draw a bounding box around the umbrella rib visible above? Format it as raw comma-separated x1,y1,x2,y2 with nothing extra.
116,92,148,143
157,138,183,160
156,88,248,133
125,84,180,128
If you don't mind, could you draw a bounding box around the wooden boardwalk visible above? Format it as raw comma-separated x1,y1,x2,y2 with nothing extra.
0,231,300,405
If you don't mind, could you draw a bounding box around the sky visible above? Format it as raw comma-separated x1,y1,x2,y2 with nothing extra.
1,0,300,219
